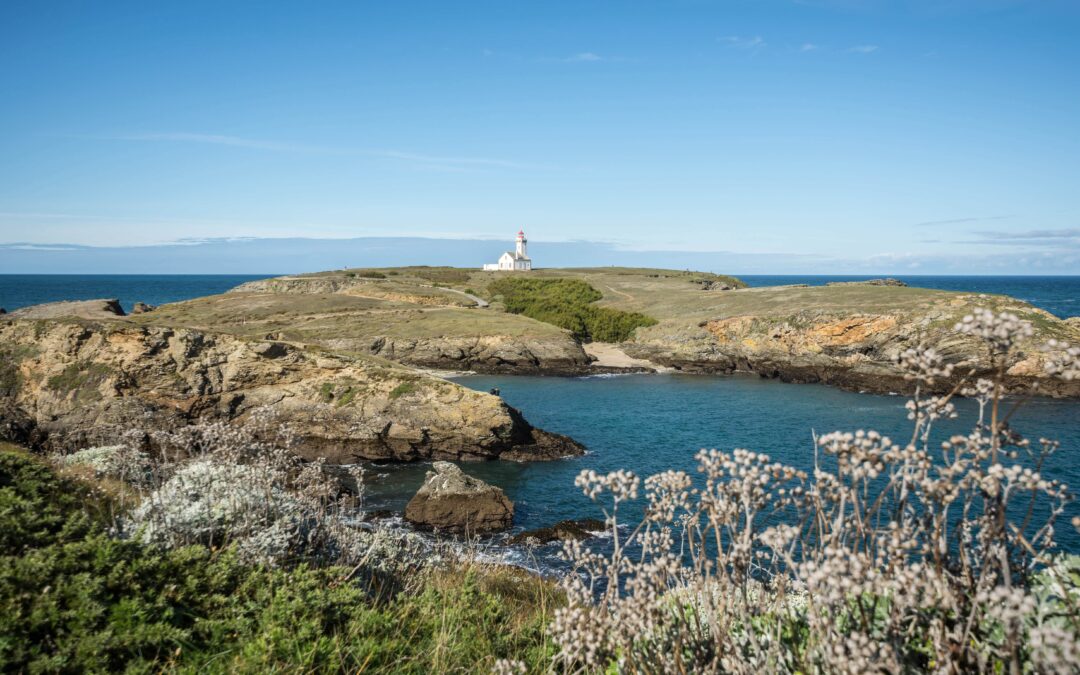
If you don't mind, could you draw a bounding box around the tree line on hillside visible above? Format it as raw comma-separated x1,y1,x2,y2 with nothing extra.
488,277,657,343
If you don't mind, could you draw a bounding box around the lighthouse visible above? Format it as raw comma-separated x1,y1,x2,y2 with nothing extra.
515,229,528,258
482,229,534,271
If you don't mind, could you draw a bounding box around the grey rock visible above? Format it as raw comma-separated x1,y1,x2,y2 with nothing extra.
404,462,514,533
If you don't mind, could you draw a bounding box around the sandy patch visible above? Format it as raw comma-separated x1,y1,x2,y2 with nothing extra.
583,342,668,371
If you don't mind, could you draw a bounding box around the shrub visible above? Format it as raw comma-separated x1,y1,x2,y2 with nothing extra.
489,277,657,342
0,448,557,673
54,444,152,484
389,382,418,399
45,361,113,403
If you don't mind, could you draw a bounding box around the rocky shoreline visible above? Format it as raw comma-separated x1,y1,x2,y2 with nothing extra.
0,310,584,462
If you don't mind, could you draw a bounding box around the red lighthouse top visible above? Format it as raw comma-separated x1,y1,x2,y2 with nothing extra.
517,229,525,237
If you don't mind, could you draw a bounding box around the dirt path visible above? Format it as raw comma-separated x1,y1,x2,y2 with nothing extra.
583,342,669,371
602,284,635,301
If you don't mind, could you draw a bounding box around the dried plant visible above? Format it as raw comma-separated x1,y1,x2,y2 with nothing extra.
550,308,1079,674
66,407,430,579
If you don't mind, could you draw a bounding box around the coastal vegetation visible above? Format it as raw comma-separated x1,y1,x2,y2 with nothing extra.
0,444,557,673
2,308,1079,672
488,277,658,342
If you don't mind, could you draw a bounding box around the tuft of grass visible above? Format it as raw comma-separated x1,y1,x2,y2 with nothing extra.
44,362,112,403
336,387,356,407
388,382,418,400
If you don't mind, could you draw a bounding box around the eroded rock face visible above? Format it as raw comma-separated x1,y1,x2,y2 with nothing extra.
404,461,513,533
625,306,1080,397
362,335,591,375
131,302,157,314
0,319,585,461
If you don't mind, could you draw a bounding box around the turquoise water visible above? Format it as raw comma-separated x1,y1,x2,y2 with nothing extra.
360,373,1080,562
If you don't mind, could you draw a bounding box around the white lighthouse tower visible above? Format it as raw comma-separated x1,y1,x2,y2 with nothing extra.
483,228,533,271
515,229,528,259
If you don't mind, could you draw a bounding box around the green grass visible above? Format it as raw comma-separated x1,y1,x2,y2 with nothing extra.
489,277,658,342
388,382,418,399
44,361,113,403
0,447,559,674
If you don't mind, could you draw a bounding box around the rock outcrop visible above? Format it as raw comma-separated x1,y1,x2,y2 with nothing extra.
625,304,1080,397
131,302,157,314
404,461,514,533
507,518,606,545
826,278,907,287
7,299,125,320
361,335,591,375
0,318,585,461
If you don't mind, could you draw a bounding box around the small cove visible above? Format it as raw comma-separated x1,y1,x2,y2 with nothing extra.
360,372,1080,568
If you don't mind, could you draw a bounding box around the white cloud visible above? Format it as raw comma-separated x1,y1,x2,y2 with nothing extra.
848,44,879,53
719,35,766,50
565,52,603,62
800,43,819,52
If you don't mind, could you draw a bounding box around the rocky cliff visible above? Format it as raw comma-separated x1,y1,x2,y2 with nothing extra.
623,297,1080,396
0,317,583,461
135,279,594,375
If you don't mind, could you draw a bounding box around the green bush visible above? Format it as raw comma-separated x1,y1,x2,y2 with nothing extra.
0,449,557,673
388,382,418,399
489,277,658,342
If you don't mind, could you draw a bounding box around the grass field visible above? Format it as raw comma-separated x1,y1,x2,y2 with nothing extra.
120,267,1074,351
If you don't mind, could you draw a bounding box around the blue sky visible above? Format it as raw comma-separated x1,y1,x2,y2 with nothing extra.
1,0,1078,273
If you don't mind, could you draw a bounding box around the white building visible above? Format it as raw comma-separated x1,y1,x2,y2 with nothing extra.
483,229,532,271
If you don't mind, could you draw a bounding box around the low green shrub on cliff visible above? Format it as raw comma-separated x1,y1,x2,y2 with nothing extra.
389,381,418,399
45,361,113,402
489,277,658,342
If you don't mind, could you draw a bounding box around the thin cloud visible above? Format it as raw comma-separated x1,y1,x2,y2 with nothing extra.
800,43,819,52
719,35,766,50
971,228,1080,241
847,44,879,53
915,215,1013,227
565,52,603,62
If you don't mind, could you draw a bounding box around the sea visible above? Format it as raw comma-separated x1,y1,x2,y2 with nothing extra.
2,273,1079,565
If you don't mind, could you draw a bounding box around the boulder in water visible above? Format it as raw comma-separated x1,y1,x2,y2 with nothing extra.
508,518,606,545
404,461,513,533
